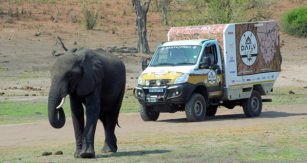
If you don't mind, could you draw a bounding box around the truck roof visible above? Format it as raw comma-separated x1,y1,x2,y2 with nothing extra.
162,39,208,46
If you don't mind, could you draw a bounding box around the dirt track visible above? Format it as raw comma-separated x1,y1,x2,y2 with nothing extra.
1,104,306,149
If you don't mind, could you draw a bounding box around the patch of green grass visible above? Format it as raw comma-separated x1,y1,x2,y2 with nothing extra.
0,90,138,124
0,101,71,125
0,67,6,72
265,87,307,105
120,90,139,113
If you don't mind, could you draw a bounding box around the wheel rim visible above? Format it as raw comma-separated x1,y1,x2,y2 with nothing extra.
251,97,259,112
194,101,203,116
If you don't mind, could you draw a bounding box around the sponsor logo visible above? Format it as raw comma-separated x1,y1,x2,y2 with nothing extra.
262,77,266,79
257,77,260,80
252,78,256,81
242,79,245,82
208,70,216,85
239,31,258,66
228,32,234,34
229,57,235,62
210,92,219,96
267,76,271,79
230,71,235,74
154,69,169,77
228,42,235,48
247,79,251,81
170,71,176,75
271,75,274,78
231,80,235,83
217,76,221,83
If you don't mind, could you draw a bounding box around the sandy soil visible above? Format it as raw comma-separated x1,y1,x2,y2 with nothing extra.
1,104,306,148
0,0,307,161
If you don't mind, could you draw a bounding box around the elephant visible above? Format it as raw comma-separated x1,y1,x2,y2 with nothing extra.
47,47,126,158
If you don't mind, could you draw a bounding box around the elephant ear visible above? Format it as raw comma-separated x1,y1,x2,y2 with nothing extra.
76,51,104,96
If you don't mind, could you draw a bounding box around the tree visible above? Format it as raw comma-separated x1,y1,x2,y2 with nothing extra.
168,0,279,26
132,0,151,54
204,0,278,24
161,0,172,25
151,0,172,25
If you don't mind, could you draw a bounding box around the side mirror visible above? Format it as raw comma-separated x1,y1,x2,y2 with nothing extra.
142,59,148,71
199,57,211,69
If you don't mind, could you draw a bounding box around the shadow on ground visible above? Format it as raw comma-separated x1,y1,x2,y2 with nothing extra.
157,111,307,123
95,149,171,158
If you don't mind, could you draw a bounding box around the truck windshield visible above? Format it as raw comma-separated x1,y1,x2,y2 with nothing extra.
150,45,202,67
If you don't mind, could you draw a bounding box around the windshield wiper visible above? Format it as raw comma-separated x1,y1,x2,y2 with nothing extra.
176,62,194,65
153,63,176,66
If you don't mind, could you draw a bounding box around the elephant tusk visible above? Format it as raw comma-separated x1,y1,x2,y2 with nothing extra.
56,97,66,109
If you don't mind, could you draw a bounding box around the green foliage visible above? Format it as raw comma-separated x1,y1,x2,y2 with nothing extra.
281,7,307,37
82,4,102,30
167,0,278,26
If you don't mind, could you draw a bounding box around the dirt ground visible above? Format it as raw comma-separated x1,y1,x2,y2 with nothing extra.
0,0,307,162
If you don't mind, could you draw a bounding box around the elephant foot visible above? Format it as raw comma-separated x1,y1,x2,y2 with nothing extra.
101,144,117,153
80,144,95,158
80,152,95,158
74,149,82,158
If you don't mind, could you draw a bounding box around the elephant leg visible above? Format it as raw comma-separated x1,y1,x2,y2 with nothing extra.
100,113,118,153
101,84,124,153
80,88,101,158
69,93,85,158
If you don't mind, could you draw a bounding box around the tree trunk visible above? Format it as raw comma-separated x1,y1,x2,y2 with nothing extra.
161,0,168,25
132,0,151,54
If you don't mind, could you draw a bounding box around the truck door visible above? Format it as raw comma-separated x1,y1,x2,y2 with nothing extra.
199,41,223,98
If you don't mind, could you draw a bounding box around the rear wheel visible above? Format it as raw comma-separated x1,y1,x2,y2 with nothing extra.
206,105,218,116
140,104,160,121
242,90,262,117
185,93,206,122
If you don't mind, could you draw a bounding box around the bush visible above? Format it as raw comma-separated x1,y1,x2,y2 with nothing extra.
82,5,102,30
281,7,307,37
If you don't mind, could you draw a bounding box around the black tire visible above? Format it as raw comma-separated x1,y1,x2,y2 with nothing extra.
185,93,206,122
206,105,218,116
140,104,160,121
242,90,262,117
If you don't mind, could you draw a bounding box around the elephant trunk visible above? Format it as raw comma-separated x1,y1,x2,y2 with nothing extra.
48,87,66,129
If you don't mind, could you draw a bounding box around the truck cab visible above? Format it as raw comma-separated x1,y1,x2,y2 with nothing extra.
134,39,224,121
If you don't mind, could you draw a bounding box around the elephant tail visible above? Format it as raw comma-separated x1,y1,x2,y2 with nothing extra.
115,81,125,129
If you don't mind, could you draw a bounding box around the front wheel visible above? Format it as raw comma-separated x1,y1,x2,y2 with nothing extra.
185,93,206,122
140,104,160,121
242,90,262,117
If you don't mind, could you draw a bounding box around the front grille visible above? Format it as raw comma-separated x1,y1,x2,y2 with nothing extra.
147,79,171,86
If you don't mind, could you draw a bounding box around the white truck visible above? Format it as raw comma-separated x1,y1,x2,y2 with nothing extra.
133,21,282,122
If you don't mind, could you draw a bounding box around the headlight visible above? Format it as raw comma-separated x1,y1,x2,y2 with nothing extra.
138,74,143,85
156,80,161,86
174,73,189,84
145,80,150,86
